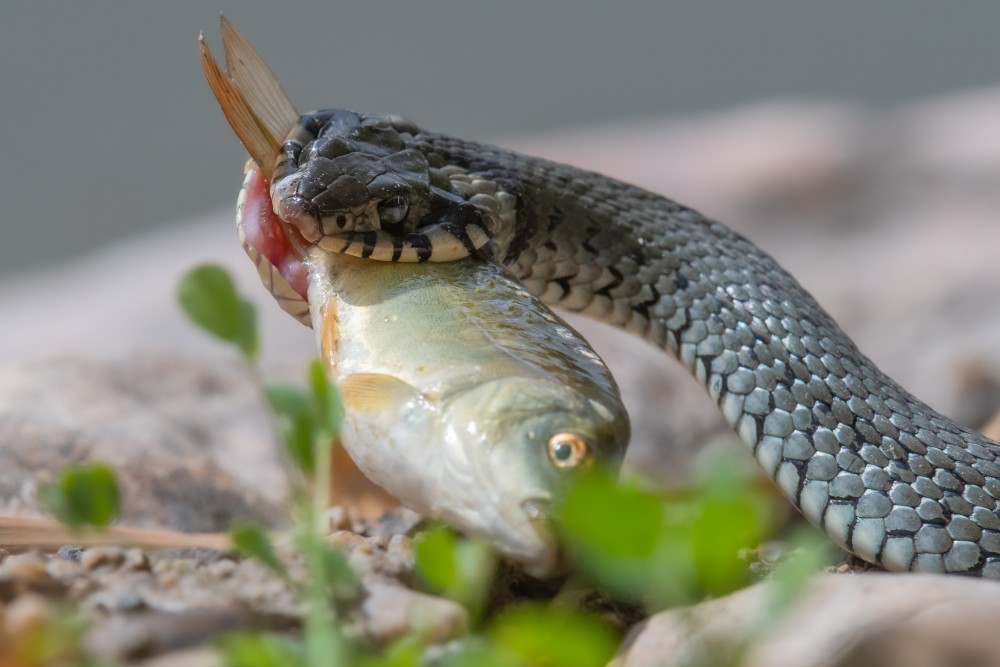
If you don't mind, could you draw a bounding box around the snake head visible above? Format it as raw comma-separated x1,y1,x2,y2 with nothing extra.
270,109,515,262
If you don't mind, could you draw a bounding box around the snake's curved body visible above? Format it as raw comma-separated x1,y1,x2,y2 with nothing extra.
265,109,1000,577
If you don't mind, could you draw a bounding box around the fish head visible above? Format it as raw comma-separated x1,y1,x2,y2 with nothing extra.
433,375,630,577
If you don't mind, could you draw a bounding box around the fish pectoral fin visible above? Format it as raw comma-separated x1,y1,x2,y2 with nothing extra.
339,373,423,413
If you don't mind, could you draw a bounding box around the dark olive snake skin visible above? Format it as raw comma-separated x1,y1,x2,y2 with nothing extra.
268,108,1000,576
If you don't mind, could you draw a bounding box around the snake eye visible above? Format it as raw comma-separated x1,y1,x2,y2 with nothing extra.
378,194,409,225
547,433,591,469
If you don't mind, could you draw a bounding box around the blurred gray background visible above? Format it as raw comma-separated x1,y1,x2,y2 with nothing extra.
2,1,999,280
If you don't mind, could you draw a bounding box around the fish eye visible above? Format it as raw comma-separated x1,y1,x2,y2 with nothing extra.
547,433,591,469
378,194,409,224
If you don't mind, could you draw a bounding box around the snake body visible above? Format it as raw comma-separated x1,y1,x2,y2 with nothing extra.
268,109,1000,577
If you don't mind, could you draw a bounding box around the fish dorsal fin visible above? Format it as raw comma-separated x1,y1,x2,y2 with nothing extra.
340,373,423,413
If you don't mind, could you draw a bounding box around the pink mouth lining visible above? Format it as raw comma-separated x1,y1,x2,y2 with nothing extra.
240,167,309,300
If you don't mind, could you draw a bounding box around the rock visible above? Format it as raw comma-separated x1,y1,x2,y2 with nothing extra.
361,582,469,644
612,573,1000,667
80,546,126,571
85,609,250,661
137,647,223,667
0,355,287,531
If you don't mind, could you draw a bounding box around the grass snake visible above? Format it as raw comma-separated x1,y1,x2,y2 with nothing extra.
265,108,1000,578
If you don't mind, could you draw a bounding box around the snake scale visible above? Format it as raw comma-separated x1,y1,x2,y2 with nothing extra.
265,108,1000,578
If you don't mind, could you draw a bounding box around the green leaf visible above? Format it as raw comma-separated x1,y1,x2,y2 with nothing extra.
685,465,772,597
218,632,304,667
555,470,663,598
39,463,121,530
413,524,495,620
435,638,523,667
320,544,359,598
177,264,258,362
283,412,317,475
414,524,458,592
236,298,259,361
308,359,342,437
265,382,313,419
228,520,286,578
488,604,617,667
558,471,663,558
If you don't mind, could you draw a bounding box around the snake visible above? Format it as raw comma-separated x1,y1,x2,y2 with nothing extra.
257,107,1000,578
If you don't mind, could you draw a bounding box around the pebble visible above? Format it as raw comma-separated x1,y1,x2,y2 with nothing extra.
123,549,152,572
361,582,468,644
326,506,354,532
81,546,127,571
0,552,49,581
328,530,365,551
613,573,1000,667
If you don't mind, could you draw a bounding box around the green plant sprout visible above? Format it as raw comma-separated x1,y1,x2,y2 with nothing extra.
38,462,121,531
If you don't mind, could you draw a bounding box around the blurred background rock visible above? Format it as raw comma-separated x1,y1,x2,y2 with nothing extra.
2,3,1000,503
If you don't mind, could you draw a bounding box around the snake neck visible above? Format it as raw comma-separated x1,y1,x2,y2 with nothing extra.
421,131,1000,577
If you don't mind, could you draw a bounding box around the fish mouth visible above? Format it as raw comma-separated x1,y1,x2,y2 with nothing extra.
517,498,565,578
237,165,310,299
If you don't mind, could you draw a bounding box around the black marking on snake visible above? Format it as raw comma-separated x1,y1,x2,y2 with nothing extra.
361,232,378,259
339,234,354,254
403,233,432,263
595,266,624,298
391,236,404,262
886,529,917,540
844,510,858,552
697,354,715,378
553,277,573,302
543,240,557,252
965,553,987,575
671,307,697,342
546,208,565,232
633,285,662,320
631,247,647,266
754,413,767,441
695,357,710,384
788,458,809,505
873,519,890,563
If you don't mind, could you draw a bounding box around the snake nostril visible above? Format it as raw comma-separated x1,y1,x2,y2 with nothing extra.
336,214,347,229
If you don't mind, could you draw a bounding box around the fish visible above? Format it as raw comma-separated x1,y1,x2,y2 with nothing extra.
236,165,630,576
204,20,630,575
